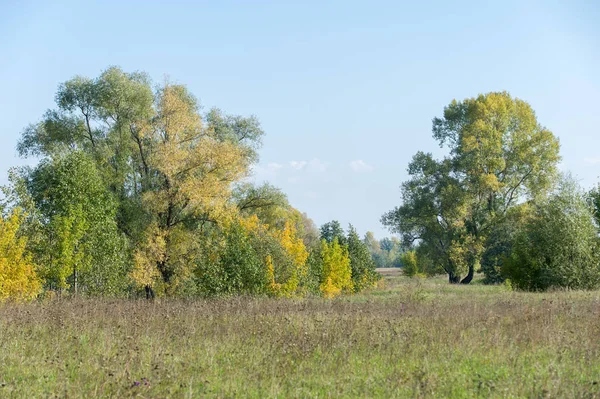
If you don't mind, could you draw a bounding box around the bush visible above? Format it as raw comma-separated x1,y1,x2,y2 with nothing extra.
502,178,600,291
194,217,310,297
401,250,419,277
481,204,532,284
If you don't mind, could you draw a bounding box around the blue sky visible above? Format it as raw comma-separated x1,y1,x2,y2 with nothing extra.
1,0,599,238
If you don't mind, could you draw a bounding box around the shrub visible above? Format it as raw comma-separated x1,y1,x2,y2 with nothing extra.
195,221,269,296
401,250,419,277
502,177,600,291
194,217,309,297
481,204,532,284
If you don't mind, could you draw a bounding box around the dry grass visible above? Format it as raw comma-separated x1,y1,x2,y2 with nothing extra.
2,274,600,398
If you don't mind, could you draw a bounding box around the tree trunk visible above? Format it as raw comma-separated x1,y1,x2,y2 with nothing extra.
460,264,474,284
145,285,155,300
157,260,173,284
448,272,460,284
73,266,78,296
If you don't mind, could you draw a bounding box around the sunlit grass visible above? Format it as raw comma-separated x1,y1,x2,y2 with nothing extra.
1,273,600,398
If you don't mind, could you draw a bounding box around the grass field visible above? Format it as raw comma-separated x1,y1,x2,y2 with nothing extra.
2,271,600,398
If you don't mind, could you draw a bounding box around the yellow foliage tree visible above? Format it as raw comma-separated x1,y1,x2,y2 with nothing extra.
130,224,165,298
265,255,280,294
238,214,261,233
0,210,41,302
320,238,353,299
131,84,250,297
273,221,309,296
236,215,309,297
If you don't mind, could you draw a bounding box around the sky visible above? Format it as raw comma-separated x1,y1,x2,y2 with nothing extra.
1,0,599,238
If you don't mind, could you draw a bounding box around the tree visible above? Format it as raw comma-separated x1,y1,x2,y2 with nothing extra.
379,237,394,252
17,67,264,298
192,215,310,298
346,225,379,291
400,250,419,277
234,183,318,249
503,176,600,291
379,237,402,267
480,203,532,284
414,244,442,276
363,232,385,268
320,220,346,245
304,247,324,295
320,238,353,298
299,213,320,249
194,219,269,297
363,233,402,269
22,152,127,296
233,184,314,296
272,221,309,295
382,153,469,283
399,246,441,277
589,184,600,229
234,183,288,223
0,209,41,302
13,66,364,300
383,92,561,284
130,83,254,296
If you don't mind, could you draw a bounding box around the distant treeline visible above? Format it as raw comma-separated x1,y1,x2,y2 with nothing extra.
362,232,404,269
2,73,599,300
0,67,379,302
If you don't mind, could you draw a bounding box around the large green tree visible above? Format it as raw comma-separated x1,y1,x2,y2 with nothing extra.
383,92,561,283
17,67,264,297
20,152,127,295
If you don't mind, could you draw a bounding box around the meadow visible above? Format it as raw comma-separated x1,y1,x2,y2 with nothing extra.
2,270,600,398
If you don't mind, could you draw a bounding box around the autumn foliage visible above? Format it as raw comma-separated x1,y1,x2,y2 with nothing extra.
319,238,353,298
0,210,41,302
0,67,381,301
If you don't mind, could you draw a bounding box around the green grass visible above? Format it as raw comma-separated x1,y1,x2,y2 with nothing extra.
2,274,600,398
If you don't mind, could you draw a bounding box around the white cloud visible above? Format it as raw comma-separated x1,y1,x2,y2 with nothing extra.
289,159,328,172
267,162,283,171
253,159,330,183
584,157,600,165
349,160,374,172
290,161,308,170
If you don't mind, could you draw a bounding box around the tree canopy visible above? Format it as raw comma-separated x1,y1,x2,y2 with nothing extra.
1,66,379,301
383,92,561,283
503,176,600,291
